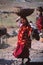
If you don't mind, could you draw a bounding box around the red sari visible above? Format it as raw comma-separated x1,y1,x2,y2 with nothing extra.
36,16,43,31
13,25,32,58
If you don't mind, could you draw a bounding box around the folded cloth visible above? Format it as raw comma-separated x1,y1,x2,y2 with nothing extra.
13,44,24,58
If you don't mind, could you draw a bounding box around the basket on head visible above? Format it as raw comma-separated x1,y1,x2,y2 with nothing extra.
15,8,34,17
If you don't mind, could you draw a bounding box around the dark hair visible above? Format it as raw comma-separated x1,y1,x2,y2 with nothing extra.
39,12,42,17
37,7,43,12
21,16,31,27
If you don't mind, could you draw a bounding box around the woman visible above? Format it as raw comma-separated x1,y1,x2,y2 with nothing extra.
13,17,32,64
36,7,43,32
36,7,43,42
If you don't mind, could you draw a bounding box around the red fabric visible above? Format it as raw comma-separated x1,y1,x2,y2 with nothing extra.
18,26,32,45
13,44,24,57
36,16,43,31
13,25,32,58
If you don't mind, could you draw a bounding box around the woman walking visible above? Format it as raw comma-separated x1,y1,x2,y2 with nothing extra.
13,17,32,65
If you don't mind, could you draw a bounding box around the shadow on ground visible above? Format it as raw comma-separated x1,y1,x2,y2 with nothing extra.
0,41,10,49
0,59,42,65
0,59,30,65
0,59,15,65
